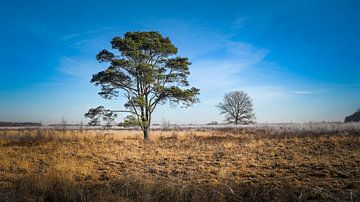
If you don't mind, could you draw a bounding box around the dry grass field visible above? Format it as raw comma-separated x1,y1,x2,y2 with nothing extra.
0,127,359,201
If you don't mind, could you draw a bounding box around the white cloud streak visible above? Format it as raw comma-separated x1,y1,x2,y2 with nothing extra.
190,41,269,93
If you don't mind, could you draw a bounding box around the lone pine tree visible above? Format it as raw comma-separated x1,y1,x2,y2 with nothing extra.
85,31,200,139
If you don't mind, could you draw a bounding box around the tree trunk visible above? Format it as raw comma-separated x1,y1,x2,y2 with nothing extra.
143,125,150,140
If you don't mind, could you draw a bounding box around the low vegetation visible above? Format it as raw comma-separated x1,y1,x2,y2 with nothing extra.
0,125,359,201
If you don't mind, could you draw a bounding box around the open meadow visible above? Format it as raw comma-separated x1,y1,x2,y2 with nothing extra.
1,1,360,201
0,123,360,201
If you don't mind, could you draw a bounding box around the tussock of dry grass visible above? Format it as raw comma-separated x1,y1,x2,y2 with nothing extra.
0,129,359,201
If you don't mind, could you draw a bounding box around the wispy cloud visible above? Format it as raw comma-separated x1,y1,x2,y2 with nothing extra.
57,56,104,80
190,41,269,93
58,30,99,41
58,56,83,77
230,17,247,30
245,86,290,101
141,19,230,58
293,90,317,95
319,83,360,88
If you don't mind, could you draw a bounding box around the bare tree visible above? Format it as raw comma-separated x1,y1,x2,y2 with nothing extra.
79,121,84,133
217,91,255,125
60,116,67,132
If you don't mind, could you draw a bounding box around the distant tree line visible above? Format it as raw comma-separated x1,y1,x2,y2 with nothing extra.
0,122,42,127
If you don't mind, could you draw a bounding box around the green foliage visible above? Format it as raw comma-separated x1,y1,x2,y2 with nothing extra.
84,106,117,127
84,106,105,126
345,109,360,123
86,31,200,138
118,115,142,127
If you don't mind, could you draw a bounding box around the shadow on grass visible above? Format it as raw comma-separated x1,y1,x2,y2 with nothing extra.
1,173,355,202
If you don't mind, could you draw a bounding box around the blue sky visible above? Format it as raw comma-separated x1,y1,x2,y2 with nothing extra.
0,0,359,124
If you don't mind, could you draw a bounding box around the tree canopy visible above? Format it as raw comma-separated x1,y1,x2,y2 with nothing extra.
217,91,255,125
345,109,360,123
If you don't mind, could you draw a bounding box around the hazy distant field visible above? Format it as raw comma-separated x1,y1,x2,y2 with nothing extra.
0,124,359,201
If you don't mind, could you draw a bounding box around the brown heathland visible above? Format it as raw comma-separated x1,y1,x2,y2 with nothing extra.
0,129,359,201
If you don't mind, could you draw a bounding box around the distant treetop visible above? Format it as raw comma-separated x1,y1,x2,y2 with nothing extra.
345,109,360,123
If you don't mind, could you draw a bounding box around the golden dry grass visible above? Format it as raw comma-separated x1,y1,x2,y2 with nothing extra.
0,129,359,201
